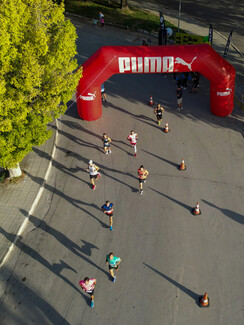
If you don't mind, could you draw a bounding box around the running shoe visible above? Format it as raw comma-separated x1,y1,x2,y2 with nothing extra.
92,185,96,190
97,173,101,178
109,150,111,154
110,226,113,231
113,276,116,283
134,153,137,157
139,189,143,195
105,151,108,154
90,300,94,308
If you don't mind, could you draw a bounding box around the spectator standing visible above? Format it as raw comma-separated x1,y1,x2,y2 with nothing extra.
190,72,200,93
176,86,183,110
79,277,97,308
99,11,104,27
101,83,107,102
182,72,188,89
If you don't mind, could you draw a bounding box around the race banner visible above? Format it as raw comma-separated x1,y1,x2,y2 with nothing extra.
175,32,210,45
223,30,233,59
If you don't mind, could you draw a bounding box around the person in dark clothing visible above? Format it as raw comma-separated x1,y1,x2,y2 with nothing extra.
176,86,183,110
190,72,200,93
182,72,188,89
154,104,164,125
101,201,114,231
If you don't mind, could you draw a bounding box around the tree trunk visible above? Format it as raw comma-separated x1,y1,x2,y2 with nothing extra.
9,163,22,178
121,0,128,9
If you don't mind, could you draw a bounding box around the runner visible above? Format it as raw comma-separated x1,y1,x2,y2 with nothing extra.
101,133,112,154
79,277,97,308
87,160,101,190
154,104,164,125
101,200,114,231
106,252,121,282
127,130,138,157
138,165,149,195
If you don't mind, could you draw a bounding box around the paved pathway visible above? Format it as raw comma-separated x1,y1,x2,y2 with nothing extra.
0,10,244,325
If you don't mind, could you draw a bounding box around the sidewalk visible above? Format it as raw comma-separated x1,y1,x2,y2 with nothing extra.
0,124,57,265
0,8,243,279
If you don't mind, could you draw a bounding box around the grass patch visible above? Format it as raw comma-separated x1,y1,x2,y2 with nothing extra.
63,0,179,34
0,169,26,185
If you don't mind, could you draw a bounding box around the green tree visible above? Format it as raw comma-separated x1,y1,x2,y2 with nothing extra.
0,0,81,175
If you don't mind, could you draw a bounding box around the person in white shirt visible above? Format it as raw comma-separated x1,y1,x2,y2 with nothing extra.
87,160,101,190
127,130,138,157
79,277,96,308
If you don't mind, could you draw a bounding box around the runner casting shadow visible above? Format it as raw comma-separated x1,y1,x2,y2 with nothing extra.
202,199,244,225
0,227,90,303
149,187,192,212
143,263,199,304
1,266,70,325
22,175,109,229
142,149,179,168
80,239,99,256
106,102,159,130
19,211,103,262
55,147,138,192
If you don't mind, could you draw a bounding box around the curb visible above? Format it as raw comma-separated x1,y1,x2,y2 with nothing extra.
0,119,59,269
65,12,159,39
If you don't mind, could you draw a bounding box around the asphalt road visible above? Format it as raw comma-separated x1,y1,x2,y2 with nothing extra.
1,22,244,325
129,0,244,53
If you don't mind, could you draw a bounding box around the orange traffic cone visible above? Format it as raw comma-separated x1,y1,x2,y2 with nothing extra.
178,158,186,171
199,292,210,307
192,202,201,215
149,96,154,106
163,122,170,133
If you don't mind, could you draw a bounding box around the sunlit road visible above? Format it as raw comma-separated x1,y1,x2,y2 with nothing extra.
1,21,244,325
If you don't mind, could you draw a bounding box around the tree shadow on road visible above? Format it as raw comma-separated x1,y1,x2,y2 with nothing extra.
24,173,110,229
143,263,199,305
202,199,244,225
54,146,138,192
32,147,88,185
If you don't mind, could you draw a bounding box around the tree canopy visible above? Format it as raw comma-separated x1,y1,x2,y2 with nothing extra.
0,0,81,168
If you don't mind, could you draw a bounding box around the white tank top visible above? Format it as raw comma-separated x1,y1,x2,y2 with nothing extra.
129,133,137,143
89,164,97,175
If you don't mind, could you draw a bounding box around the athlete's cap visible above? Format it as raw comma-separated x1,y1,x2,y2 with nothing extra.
89,160,93,164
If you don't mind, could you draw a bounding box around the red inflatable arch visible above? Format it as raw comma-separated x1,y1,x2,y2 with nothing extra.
76,44,235,121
